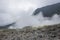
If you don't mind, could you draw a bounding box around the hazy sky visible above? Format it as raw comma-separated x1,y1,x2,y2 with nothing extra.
0,0,60,28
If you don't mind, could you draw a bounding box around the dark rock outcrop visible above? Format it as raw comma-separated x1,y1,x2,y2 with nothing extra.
0,22,15,29
33,3,60,17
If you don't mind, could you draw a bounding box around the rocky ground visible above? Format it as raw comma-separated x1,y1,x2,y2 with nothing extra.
0,24,60,40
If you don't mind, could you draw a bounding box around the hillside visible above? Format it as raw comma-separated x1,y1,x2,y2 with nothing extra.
0,24,60,40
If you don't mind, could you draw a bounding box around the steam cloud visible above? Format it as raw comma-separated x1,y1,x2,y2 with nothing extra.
0,0,60,29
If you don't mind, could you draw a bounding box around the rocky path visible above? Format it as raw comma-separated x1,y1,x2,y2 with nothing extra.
0,24,60,40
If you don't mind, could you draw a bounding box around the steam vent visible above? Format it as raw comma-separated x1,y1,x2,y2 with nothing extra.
0,0,60,40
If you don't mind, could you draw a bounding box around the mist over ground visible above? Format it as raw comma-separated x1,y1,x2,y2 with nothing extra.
0,0,60,29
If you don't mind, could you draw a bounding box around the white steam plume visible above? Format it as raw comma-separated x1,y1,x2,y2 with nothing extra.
0,0,60,29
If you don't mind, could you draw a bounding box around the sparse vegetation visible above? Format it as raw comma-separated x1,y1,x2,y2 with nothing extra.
0,24,60,40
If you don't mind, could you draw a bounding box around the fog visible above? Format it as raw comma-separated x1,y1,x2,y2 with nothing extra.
0,0,60,29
